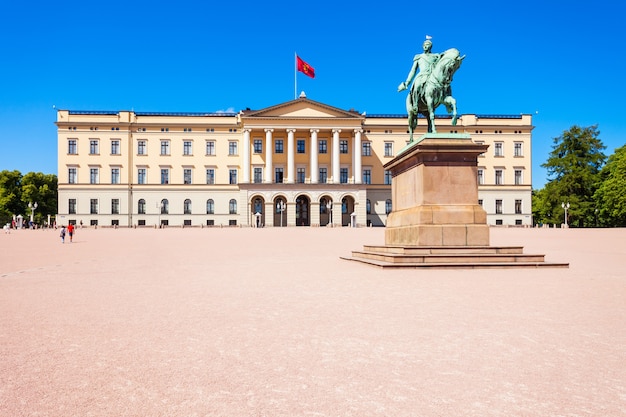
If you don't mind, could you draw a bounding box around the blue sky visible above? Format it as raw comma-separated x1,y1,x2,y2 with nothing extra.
1,0,624,188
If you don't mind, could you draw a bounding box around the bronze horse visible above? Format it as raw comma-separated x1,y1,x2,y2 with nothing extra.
405,48,465,139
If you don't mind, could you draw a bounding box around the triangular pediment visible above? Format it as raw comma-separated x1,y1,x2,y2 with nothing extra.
242,97,364,120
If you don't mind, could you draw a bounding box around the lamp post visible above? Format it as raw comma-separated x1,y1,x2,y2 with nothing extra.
28,202,38,228
326,200,333,227
278,200,286,227
561,202,570,228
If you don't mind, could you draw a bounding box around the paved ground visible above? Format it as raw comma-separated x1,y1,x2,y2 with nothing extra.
1,226,625,417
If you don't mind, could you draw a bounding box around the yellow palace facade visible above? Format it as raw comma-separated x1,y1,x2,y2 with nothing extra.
56,96,533,227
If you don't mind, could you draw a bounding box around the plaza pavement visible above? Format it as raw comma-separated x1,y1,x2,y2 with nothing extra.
1,225,625,417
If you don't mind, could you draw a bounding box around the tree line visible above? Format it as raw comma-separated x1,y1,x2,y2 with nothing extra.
0,170,58,226
533,125,626,227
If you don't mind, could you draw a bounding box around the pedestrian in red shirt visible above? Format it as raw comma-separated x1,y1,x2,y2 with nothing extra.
67,223,75,243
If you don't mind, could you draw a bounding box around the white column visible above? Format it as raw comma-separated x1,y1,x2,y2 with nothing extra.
286,128,296,184
242,128,251,183
332,129,341,184
310,129,319,184
264,129,274,183
354,129,363,184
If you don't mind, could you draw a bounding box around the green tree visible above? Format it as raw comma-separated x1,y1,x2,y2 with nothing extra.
541,125,606,227
21,172,58,225
594,145,626,227
0,170,24,225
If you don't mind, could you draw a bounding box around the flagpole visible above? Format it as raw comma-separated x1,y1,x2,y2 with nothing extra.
294,52,297,100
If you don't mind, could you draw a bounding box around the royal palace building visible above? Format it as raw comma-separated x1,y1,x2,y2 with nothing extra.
56,96,533,227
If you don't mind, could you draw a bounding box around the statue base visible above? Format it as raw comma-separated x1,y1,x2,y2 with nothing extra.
341,134,568,268
384,134,489,246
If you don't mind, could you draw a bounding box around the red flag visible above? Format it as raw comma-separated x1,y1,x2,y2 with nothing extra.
296,55,315,78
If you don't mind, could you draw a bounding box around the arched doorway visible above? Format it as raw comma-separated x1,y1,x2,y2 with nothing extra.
295,195,310,226
341,195,355,226
251,196,265,227
273,197,287,227
319,196,332,226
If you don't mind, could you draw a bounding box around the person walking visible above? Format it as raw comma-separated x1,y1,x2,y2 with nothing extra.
60,225,66,243
67,223,75,243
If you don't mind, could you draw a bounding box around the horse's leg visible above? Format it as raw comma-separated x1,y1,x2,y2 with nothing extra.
407,94,417,141
426,98,436,133
444,96,458,125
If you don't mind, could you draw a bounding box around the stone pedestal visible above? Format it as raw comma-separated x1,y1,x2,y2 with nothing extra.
384,134,490,246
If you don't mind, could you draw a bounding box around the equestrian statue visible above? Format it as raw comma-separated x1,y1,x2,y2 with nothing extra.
398,36,465,140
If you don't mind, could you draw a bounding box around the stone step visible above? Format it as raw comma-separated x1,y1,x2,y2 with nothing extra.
350,250,547,264
340,255,570,269
361,245,525,255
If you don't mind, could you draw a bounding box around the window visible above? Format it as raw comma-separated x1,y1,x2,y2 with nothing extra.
297,167,306,184
494,142,503,157
366,199,371,214
319,168,327,184
184,169,192,184
384,170,392,185
514,142,523,157
253,198,263,214
137,168,146,184
111,140,120,155
229,199,237,214
160,140,170,155
254,167,263,183
90,168,99,184
161,168,169,185
515,199,522,214
229,169,237,184
297,139,306,154
363,169,371,184
385,199,392,214
206,199,214,214
340,140,348,154
111,199,120,215
68,167,77,184
275,168,283,183
384,142,393,157
68,139,77,155
184,199,192,214
362,142,371,156
90,199,98,214
319,139,327,154
475,140,485,156
161,199,169,214
137,140,146,155
206,168,215,185
478,199,483,207
340,168,348,184
495,199,503,214
320,198,328,214
495,169,503,185
68,199,76,214
477,169,484,185
183,141,192,155
515,169,523,185
89,140,99,155
206,141,215,156
254,139,263,154
111,168,120,184
275,139,284,154
228,141,238,155
138,199,146,214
